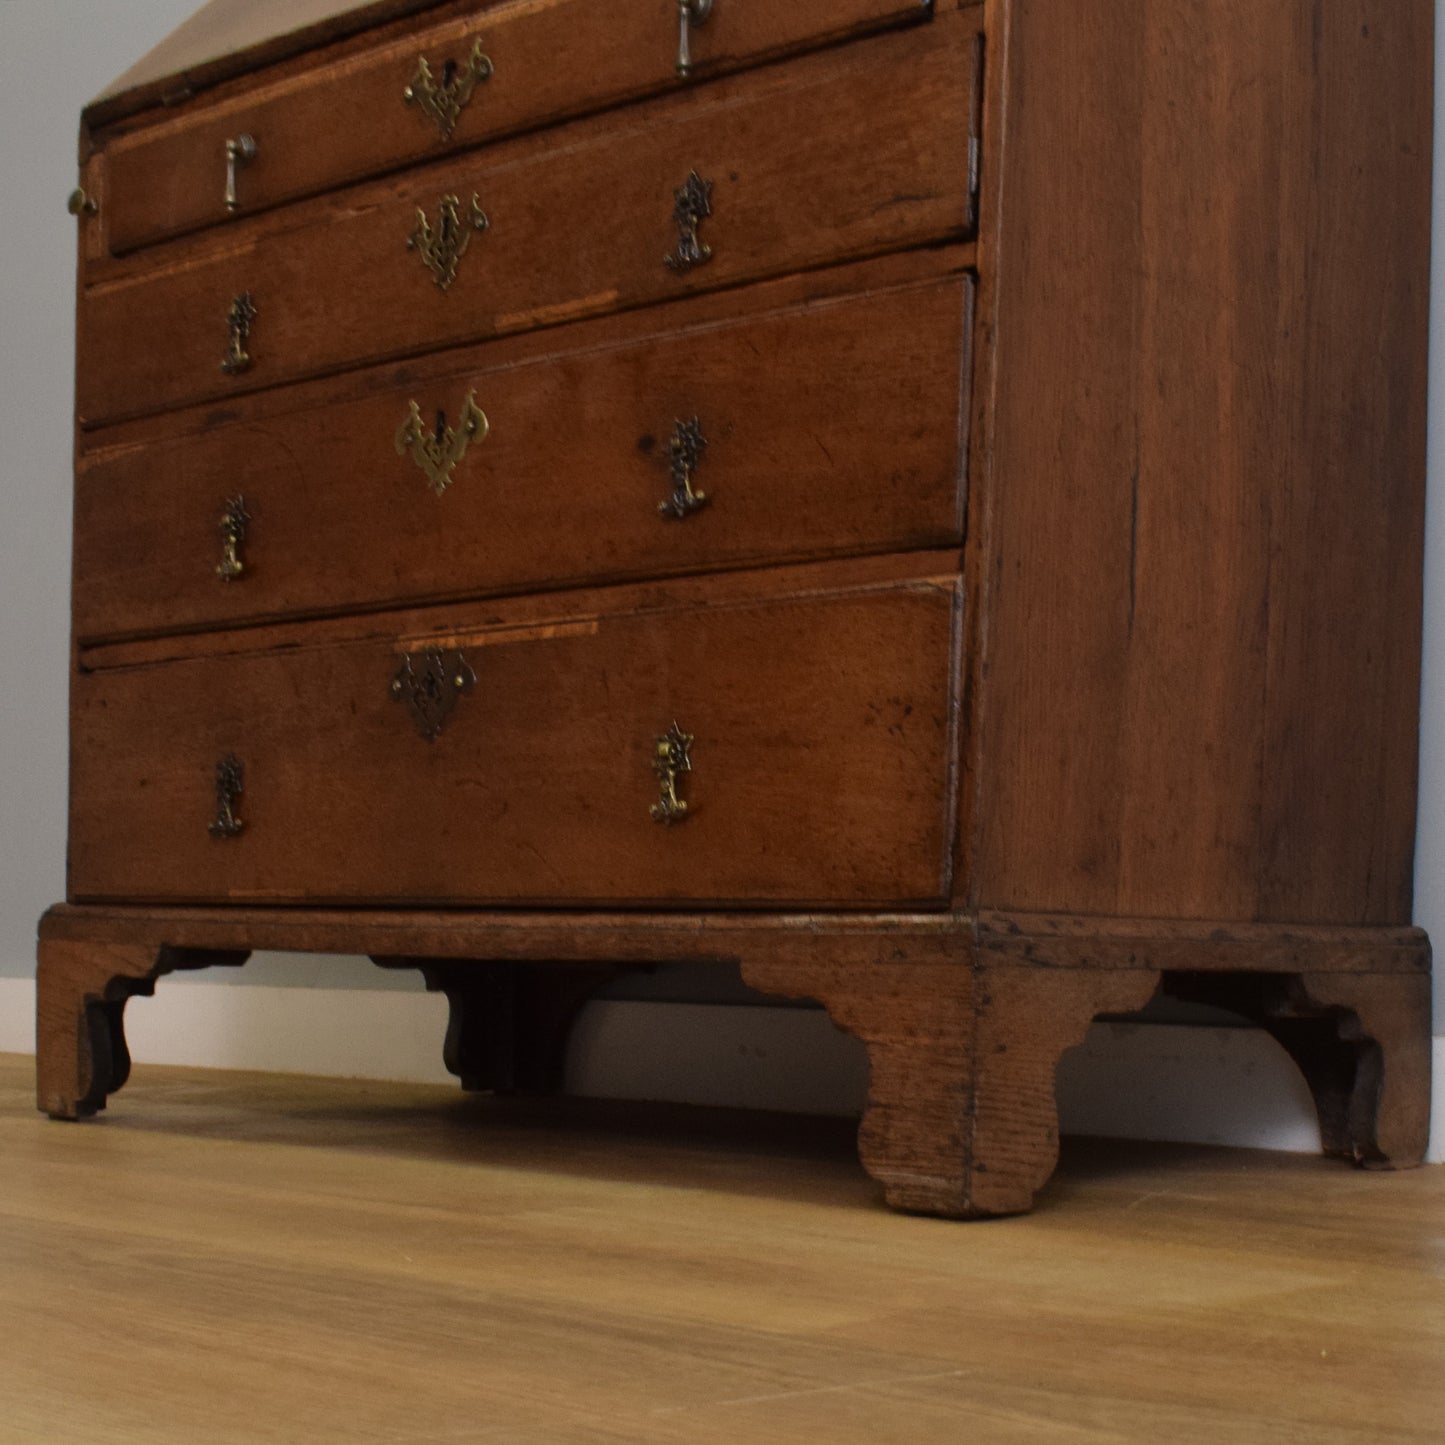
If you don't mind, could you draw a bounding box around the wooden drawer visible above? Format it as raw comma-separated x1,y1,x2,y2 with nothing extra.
68,571,962,907
77,15,977,428
98,0,932,256
74,263,973,643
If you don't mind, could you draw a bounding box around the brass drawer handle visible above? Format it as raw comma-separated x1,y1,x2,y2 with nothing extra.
216,496,250,581
408,193,489,291
660,417,708,519
224,134,257,213
209,754,245,839
396,392,489,496
676,0,713,78
221,292,257,375
67,188,98,219
651,722,694,823
404,38,493,140
665,171,713,273
392,648,477,740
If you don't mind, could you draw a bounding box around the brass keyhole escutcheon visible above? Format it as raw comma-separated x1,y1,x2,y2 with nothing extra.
403,38,493,140
396,392,489,496
391,649,477,740
651,722,694,823
408,193,490,290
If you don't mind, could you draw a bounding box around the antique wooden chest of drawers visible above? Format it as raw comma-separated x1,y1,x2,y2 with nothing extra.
40,0,1434,1216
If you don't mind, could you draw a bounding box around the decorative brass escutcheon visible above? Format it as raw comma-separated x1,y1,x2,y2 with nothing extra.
209,754,245,839
67,188,98,218
395,392,489,497
664,171,714,273
221,292,257,375
408,193,489,291
391,648,477,740
675,0,714,77
224,134,257,212
651,722,694,823
403,38,494,140
216,496,250,581
660,417,708,519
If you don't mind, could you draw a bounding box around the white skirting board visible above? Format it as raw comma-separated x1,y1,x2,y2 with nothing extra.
0,976,1441,1162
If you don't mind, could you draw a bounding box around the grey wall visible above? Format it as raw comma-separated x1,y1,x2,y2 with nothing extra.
1415,0,1445,1037
0,1,200,981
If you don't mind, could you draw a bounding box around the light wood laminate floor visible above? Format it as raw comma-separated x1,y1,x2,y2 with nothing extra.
0,1051,1441,1443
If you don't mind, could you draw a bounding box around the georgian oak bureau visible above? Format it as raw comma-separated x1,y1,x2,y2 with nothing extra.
40,0,1433,1217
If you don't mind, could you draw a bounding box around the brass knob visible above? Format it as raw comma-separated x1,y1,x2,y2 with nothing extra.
67,188,98,218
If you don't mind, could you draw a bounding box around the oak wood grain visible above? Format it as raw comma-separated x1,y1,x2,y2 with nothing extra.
67,575,963,907
35,939,248,1119
77,548,963,671
77,244,974,452
88,0,455,120
48,0,1435,1222
99,0,931,254
968,0,1433,926
5,1053,1445,1443
975,911,1432,976
34,906,1431,1195
32,904,1432,976
73,270,973,642
77,13,978,426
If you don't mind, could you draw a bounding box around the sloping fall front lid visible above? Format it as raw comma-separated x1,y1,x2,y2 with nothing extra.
87,0,456,126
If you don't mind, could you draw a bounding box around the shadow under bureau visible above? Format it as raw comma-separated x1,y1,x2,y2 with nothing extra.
41,0,1434,1216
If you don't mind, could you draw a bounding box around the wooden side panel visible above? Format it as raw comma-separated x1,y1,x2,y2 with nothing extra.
74,270,972,642
101,0,931,254
971,0,1432,924
1255,1,1433,923
77,15,977,427
68,576,961,907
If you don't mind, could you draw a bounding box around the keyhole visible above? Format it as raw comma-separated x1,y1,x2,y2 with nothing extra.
435,410,448,446
443,59,458,88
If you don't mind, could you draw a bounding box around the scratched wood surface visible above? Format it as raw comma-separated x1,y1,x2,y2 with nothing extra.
73,264,972,643
67,569,962,907
967,0,1432,926
76,12,978,427
2,1053,1442,1443
97,0,928,253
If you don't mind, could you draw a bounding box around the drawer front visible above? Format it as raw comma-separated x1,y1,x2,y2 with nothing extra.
101,0,932,255
74,270,972,642
77,17,976,427
68,579,961,906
